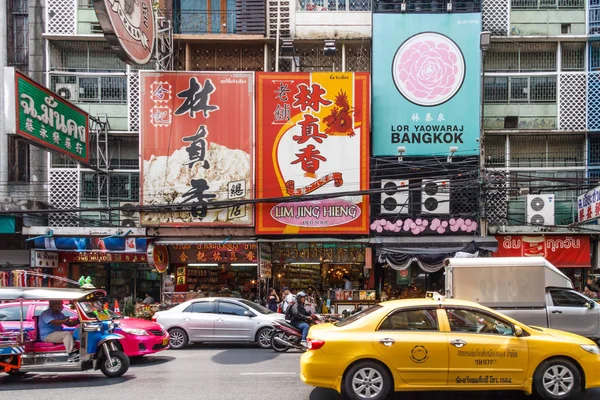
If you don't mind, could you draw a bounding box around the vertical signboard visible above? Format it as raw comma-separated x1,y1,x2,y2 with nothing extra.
372,13,482,156
256,72,370,235
140,72,254,226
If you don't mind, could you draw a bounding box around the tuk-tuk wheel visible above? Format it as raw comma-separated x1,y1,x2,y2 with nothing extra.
100,350,130,378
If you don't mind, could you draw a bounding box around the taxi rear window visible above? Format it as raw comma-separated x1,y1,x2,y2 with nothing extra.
335,305,381,327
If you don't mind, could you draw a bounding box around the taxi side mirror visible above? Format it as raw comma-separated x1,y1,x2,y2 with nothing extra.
514,325,523,337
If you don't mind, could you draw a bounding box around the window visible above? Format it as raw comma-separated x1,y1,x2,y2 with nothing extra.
8,0,29,67
484,76,556,103
446,308,514,335
550,290,590,307
217,302,248,316
378,309,438,331
0,306,29,321
82,172,140,202
8,136,30,182
34,306,75,317
335,305,381,327
184,301,215,313
485,43,556,73
508,134,584,168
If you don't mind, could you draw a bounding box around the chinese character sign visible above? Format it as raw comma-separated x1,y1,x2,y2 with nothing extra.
14,71,89,164
140,72,254,226
256,73,370,235
372,13,482,156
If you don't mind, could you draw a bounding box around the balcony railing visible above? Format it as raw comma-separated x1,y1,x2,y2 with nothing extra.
511,0,584,9
374,0,480,13
170,10,237,34
298,0,371,11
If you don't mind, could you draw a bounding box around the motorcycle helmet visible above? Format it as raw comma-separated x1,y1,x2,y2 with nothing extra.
296,291,307,299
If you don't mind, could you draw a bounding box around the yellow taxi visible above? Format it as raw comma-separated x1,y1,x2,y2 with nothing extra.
300,293,600,400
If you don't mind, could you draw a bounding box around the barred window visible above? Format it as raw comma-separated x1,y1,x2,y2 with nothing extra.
509,134,584,168
82,172,139,201
561,43,585,71
8,0,29,67
590,42,600,71
297,0,371,11
50,41,127,72
511,0,584,9
508,170,584,200
589,135,600,165
484,135,507,167
50,75,127,104
484,76,556,103
485,43,556,72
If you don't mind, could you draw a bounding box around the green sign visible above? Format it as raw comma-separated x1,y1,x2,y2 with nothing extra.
16,72,89,163
397,267,411,285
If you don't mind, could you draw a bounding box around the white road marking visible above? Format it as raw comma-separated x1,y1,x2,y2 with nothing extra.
240,372,297,376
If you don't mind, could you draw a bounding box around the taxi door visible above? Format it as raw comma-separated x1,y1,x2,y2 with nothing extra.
373,307,448,386
443,307,528,387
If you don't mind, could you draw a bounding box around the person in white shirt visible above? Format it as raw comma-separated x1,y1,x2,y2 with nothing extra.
282,287,296,312
343,275,353,291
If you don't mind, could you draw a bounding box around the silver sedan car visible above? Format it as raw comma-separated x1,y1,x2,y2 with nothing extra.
155,297,281,349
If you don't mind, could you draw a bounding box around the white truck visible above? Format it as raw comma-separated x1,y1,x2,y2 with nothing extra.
445,256,600,341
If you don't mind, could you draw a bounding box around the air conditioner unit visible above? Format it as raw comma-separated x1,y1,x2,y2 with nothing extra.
54,83,79,102
380,180,409,215
421,180,450,214
526,194,555,226
119,202,140,227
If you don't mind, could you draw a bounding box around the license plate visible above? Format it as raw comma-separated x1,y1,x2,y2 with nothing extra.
162,337,169,346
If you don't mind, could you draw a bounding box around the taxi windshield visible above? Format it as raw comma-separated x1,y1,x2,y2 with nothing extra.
335,305,381,327
79,301,112,320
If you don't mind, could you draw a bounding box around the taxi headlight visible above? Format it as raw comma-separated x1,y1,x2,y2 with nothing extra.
580,344,599,354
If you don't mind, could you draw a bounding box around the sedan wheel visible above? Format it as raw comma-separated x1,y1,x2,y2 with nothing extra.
256,327,273,349
343,362,390,400
534,358,581,400
168,328,189,350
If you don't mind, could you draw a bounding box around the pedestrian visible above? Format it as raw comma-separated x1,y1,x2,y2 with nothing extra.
267,288,280,312
343,275,353,290
281,287,295,313
142,292,155,305
584,284,598,299
304,288,316,314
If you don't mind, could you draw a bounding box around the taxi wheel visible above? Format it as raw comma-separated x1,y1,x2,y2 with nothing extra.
343,361,391,400
534,358,581,400
168,328,189,350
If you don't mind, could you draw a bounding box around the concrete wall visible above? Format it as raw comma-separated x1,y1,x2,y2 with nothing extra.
294,12,371,39
484,103,558,130
510,10,586,36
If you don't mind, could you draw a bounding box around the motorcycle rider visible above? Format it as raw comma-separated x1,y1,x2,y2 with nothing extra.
287,291,312,347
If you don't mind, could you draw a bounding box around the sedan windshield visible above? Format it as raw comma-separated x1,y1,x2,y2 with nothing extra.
238,299,273,315
335,305,381,327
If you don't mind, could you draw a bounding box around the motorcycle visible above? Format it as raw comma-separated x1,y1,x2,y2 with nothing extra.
271,314,339,352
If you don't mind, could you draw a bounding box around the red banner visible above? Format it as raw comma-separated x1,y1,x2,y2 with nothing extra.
139,72,254,227
256,72,370,235
493,235,591,268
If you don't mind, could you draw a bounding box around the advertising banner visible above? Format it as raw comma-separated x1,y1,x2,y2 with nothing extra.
577,185,600,223
493,235,591,268
140,72,254,226
4,68,90,164
33,237,147,253
372,13,482,156
256,72,370,235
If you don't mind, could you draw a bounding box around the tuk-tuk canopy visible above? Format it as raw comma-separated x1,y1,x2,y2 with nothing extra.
0,287,105,301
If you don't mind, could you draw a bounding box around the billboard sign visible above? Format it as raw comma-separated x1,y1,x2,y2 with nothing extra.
93,0,156,65
493,235,591,268
372,13,482,156
140,72,254,226
256,72,370,235
4,68,90,164
577,185,600,223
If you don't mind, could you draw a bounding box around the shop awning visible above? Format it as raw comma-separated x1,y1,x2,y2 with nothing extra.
376,236,498,273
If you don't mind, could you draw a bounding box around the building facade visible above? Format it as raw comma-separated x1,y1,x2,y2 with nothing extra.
2,0,597,301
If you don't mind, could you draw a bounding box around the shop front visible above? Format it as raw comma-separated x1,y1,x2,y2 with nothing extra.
31,236,152,302
376,237,499,300
269,242,376,314
162,241,259,303
493,235,592,290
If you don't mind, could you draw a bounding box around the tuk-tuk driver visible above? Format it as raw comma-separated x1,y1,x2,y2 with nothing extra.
40,300,79,360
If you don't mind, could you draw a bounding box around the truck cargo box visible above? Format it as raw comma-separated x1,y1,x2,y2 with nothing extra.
444,257,573,308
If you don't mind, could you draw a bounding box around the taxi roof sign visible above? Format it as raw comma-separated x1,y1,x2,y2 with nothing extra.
426,291,444,302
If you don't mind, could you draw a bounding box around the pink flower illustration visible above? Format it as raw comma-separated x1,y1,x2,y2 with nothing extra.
393,34,464,105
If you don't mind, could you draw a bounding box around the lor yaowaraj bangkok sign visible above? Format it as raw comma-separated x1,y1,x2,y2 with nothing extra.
3,68,90,164
372,13,482,156
256,72,370,235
